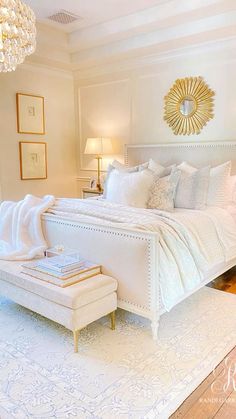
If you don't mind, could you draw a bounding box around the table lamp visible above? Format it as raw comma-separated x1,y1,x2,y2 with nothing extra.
84,137,113,191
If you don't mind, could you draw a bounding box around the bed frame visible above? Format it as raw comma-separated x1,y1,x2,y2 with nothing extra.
42,142,236,339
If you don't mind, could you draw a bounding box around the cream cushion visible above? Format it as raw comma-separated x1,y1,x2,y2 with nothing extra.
229,175,236,203
0,261,117,310
147,168,181,211
175,164,210,210
148,159,175,176
103,160,149,198
207,161,231,207
105,168,154,208
176,161,231,207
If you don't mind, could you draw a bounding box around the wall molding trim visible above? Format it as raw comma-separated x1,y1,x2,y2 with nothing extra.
73,35,236,81
20,62,73,80
76,176,91,181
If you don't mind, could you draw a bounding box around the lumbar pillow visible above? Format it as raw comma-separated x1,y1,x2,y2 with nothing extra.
175,165,210,210
147,168,181,211
105,169,154,208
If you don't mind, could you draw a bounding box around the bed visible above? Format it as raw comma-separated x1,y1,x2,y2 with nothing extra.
42,142,236,339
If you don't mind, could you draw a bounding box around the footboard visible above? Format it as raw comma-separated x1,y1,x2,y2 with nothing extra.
42,214,160,329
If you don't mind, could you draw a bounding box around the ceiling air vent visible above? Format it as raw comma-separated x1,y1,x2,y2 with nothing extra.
48,10,81,25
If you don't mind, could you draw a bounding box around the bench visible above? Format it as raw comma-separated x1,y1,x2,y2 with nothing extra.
0,260,117,352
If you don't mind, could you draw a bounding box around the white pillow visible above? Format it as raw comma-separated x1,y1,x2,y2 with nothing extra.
175,165,210,210
105,169,154,208
147,168,181,211
229,175,236,203
110,160,148,173
176,161,231,208
148,159,175,176
103,160,149,198
207,161,231,207
148,159,165,175
177,161,196,175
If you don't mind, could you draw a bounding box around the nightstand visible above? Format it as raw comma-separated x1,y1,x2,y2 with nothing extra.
82,188,103,199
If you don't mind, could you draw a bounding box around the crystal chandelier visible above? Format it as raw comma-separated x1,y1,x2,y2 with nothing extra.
0,0,36,72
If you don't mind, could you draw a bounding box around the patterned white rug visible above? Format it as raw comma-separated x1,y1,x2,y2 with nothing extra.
0,287,236,419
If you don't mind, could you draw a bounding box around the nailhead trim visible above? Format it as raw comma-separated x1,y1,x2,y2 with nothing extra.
43,216,156,312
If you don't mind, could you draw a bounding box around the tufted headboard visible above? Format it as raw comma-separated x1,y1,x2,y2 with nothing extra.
125,142,236,175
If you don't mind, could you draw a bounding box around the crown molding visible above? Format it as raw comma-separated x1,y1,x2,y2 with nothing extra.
73,35,236,81
19,61,73,80
71,10,236,69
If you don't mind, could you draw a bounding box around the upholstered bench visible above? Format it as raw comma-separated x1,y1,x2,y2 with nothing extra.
0,260,117,352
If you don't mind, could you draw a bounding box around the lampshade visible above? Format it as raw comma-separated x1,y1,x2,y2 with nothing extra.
84,138,113,155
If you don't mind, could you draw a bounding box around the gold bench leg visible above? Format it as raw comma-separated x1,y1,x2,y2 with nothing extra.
110,311,116,330
73,330,79,353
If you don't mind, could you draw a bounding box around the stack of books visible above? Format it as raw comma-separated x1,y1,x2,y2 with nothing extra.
21,254,101,287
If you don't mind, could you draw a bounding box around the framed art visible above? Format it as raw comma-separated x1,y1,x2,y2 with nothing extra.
16,93,45,134
19,141,47,180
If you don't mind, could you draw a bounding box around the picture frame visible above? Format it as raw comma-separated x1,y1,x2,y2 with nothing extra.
19,141,47,180
16,93,45,134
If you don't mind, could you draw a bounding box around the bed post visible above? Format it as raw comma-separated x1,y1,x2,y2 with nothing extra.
150,234,160,340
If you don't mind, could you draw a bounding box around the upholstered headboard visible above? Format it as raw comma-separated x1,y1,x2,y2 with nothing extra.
125,142,236,174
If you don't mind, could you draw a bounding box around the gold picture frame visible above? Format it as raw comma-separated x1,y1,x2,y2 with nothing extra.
16,93,45,135
19,141,47,180
164,77,215,135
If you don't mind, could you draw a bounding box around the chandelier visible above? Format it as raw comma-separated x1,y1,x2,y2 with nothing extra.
0,0,36,72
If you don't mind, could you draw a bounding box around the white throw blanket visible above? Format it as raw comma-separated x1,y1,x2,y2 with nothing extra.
48,198,236,310
0,194,55,260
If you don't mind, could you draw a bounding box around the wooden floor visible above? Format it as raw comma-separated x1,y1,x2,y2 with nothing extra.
170,267,236,419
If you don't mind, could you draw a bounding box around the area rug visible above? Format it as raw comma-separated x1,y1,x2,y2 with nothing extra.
0,287,236,419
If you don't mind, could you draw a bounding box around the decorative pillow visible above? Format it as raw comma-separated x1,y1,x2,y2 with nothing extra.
207,161,231,207
103,160,149,198
109,159,148,173
176,161,231,208
148,159,165,175
148,159,175,177
105,169,154,208
175,165,210,210
177,161,196,175
147,168,181,211
229,175,236,203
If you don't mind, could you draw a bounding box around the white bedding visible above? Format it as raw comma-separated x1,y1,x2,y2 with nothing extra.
48,198,236,311
228,204,236,223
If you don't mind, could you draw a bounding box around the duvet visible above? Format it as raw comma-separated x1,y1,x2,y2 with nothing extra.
48,199,236,310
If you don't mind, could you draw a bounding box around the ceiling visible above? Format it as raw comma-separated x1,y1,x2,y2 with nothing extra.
26,0,167,31
25,0,236,77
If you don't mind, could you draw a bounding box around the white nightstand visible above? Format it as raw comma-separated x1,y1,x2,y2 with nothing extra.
82,188,103,199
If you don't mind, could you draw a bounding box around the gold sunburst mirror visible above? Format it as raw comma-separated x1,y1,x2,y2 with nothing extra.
164,77,215,135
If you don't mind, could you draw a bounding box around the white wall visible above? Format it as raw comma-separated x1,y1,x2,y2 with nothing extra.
0,65,77,200
76,46,236,193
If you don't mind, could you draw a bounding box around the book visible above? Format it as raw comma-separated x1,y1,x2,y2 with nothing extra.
37,254,83,273
32,264,86,280
21,261,101,288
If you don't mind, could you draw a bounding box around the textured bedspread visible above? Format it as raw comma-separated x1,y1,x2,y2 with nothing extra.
48,199,236,310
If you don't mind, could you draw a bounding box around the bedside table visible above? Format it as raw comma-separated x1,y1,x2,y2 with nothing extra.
82,188,103,199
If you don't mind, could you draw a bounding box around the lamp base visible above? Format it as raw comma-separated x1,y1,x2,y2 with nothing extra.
96,182,103,192
96,156,103,192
